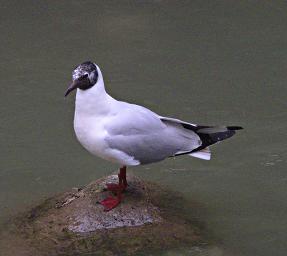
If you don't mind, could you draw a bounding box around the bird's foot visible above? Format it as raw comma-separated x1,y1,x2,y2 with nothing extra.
99,166,127,211
99,196,121,211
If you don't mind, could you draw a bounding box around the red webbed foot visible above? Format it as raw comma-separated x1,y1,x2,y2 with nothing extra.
99,166,127,211
100,196,121,211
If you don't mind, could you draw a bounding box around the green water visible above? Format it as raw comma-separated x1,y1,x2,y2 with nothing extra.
1,1,286,255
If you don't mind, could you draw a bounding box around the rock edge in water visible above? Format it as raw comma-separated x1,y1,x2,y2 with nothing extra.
0,173,213,256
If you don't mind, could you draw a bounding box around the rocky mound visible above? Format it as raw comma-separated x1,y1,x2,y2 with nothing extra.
0,174,214,256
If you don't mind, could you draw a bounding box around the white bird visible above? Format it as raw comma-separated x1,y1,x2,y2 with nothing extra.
65,61,242,211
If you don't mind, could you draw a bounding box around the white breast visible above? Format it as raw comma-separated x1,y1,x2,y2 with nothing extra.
74,113,139,166
73,89,140,166
74,113,107,157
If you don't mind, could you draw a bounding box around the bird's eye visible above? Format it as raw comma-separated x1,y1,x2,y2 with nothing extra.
79,74,88,80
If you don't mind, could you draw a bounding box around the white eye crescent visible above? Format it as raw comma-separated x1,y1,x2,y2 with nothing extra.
88,71,95,81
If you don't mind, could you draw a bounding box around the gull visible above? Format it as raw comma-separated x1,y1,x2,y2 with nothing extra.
65,61,242,211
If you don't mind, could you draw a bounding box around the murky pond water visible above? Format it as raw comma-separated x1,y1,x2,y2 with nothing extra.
1,1,286,255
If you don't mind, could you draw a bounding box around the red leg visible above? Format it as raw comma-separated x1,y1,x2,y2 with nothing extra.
119,166,128,189
100,166,127,211
105,166,127,192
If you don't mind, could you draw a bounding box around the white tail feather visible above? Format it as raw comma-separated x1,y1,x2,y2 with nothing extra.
189,147,211,160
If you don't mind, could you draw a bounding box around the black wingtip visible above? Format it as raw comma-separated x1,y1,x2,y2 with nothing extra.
227,126,243,130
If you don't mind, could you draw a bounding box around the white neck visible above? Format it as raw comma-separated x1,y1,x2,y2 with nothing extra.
75,65,116,116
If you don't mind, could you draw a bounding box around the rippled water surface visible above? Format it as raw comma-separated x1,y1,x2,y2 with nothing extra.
1,1,287,255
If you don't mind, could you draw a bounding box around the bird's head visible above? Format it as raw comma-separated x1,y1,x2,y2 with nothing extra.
65,61,99,97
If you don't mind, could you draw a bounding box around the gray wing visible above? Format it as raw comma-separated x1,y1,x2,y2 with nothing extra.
104,103,201,164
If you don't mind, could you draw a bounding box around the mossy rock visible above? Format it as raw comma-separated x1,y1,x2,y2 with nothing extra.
0,174,215,256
